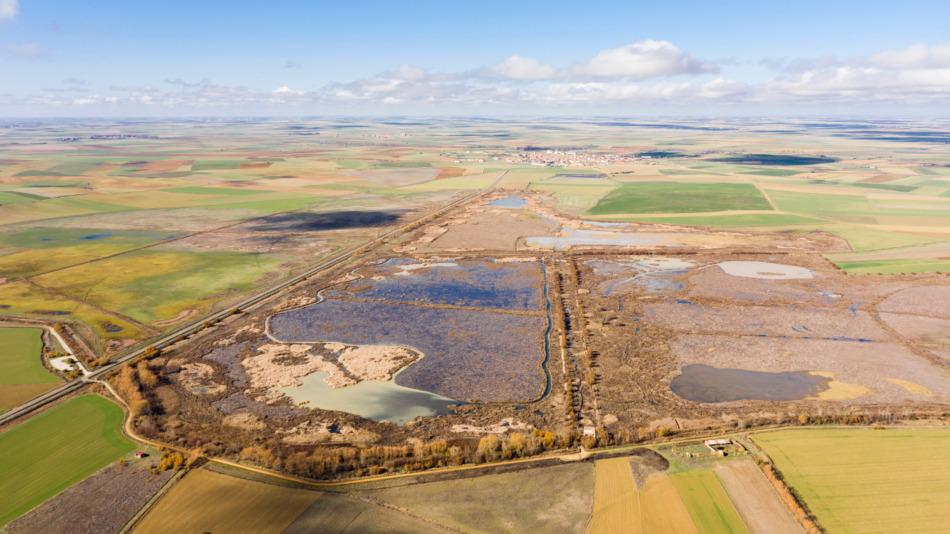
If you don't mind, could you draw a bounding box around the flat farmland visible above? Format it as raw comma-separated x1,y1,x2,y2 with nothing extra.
32,248,285,325
0,328,57,386
640,475,699,534
588,457,642,534
0,327,60,411
131,469,319,534
586,183,773,216
0,395,135,526
367,462,593,534
670,470,750,534
753,429,950,534
283,493,454,534
713,460,803,534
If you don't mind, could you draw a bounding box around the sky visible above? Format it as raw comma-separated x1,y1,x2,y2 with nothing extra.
1,0,950,116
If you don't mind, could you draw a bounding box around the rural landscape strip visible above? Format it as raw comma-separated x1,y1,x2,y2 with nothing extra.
0,174,504,427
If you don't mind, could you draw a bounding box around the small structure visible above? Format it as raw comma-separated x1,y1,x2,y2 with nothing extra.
133,451,145,459
583,426,596,437
705,439,741,457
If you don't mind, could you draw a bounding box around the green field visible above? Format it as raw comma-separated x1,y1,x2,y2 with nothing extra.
33,248,286,325
766,190,876,215
754,429,950,534
818,224,937,252
606,213,826,226
587,183,773,215
0,328,57,386
670,470,750,534
831,258,950,274
0,228,173,278
190,160,246,171
0,395,135,526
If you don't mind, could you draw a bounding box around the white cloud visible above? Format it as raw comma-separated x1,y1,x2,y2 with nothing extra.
281,60,301,69
62,78,88,85
567,40,718,79
4,42,50,58
488,56,559,80
385,64,428,82
867,42,950,70
0,0,18,22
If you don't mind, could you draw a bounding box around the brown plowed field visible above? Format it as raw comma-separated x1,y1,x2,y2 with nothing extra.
714,460,803,534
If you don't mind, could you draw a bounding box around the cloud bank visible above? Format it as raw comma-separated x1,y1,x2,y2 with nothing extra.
4,41,950,111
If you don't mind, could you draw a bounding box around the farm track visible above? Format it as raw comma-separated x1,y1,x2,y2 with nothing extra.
0,174,505,426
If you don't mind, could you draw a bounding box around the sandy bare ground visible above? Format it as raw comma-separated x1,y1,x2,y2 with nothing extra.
451,417,534,434
670,335,950,404
714,460,804,534
242,342,420,390
644,302,892,341
242,343,347,388
176,362,227,394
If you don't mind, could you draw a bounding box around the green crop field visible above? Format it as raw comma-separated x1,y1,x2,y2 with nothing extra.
0,328,57,386
818,224,936,252
606,213,826,226
190,160,246,171
0,328,61,411
754,429,950,534
587,183,773,215
766,190,876,215
0,395,135,526
670,470,750,534
831,258,950,274
33,248,286,325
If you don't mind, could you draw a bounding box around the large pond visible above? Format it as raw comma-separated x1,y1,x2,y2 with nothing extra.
525,229,693,250
272,371,457,425
671,364,831,402
328,258,542,311
270,299,547,403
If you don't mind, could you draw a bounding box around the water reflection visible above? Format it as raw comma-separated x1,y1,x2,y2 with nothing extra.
273,371,458,425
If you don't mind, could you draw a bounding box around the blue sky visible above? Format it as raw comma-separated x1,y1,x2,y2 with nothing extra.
2,0,949,115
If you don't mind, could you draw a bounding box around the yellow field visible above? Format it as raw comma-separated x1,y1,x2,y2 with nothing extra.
641,475,699,534
754,429,950,534
588,457,642,534
132,469,319,534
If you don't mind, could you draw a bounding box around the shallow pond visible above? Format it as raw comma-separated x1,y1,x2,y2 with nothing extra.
270,299,547,403
328,258,543,311
488,197,528,208
718,261,813,280
526,229,693,251
589,257,694,295
272,371,457,425
671,364,831,402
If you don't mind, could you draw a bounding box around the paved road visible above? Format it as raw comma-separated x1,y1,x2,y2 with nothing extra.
0,177,503,427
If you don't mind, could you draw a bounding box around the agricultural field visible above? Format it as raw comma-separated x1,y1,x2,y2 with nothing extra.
4,449,176,534
754,429,950,534
0,395,135,526
366,462,594,533
130,468,319,534
0,327,61,412
4,117,950,533
586,183,774,216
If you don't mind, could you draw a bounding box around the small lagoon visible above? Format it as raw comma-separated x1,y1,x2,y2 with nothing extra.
273,371,458,425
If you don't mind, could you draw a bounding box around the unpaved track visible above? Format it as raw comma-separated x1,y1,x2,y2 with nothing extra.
714,459,804,534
